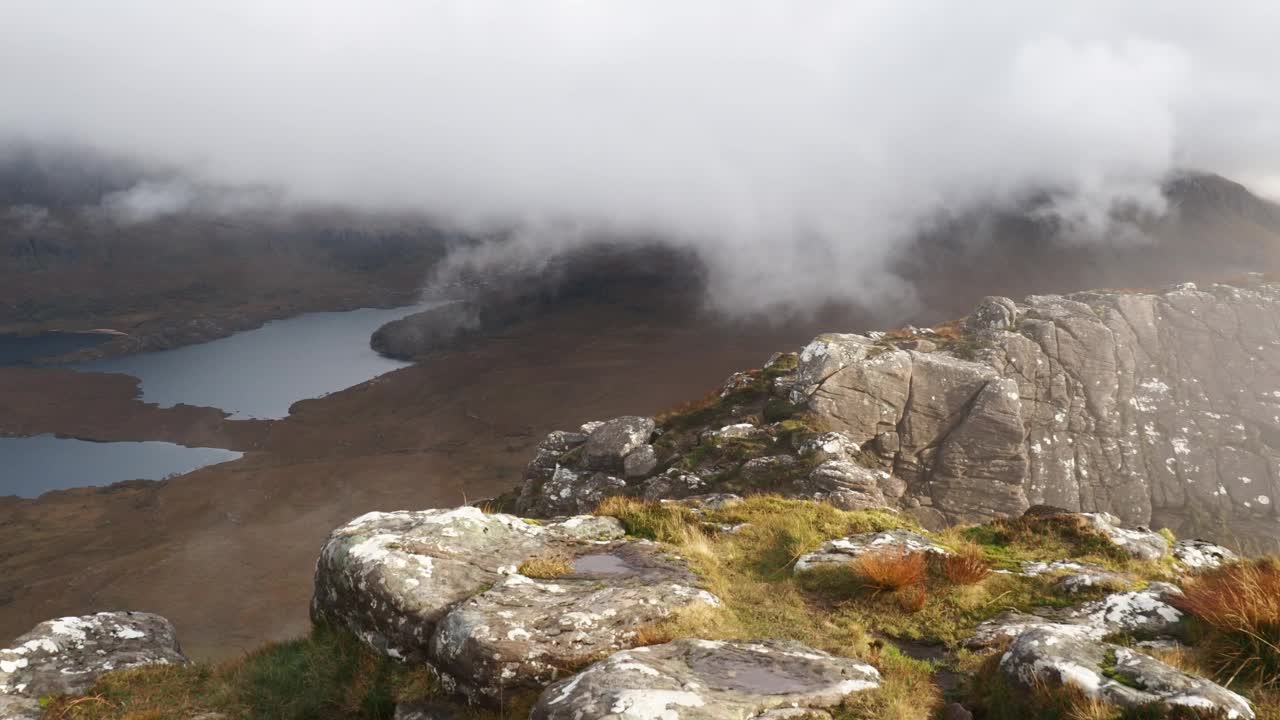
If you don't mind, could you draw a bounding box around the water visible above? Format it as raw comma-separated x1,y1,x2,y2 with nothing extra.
79,303,439,419
0,332,112,366
0,435,242,498
1,303,436,495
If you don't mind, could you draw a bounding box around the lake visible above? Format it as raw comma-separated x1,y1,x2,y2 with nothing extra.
1,302,436,495
0,435,243,498
79,303,438,420
0,331,113,365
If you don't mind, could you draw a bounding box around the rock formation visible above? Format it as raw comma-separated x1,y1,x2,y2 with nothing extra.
513,276,1280,541
0,612,187,719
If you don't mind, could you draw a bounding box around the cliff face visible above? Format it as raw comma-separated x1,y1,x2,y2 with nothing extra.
792,279,1280,531
515,276,1280,539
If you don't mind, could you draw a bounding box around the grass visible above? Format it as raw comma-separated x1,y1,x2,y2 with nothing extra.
852,550,928,593
1174,557,1280,688
40,625,438,720
516,554,573,579
941,543,993,586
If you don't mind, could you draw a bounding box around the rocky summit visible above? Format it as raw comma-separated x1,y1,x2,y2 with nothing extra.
514,277,1280,541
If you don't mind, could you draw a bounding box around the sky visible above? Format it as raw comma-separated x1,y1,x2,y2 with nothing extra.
2,1,1278,312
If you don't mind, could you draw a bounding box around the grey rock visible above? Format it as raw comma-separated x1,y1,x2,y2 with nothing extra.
536,467,628,516
1080,513,1170,561
0,612,187,701
1019,561,1133,594
641,469,708,501
1174,539,1238,569
965,584,1185,650
430,543,720,701
797,432,862,464
583,416,655,473
311,507,624,662
0,697,41,720
804,460,888,511
704,423,768,442
530,639,880,720
622,445,659,478
794,530,948,574
942,702,975,720
1000,625,1253,719
789,280,1280,530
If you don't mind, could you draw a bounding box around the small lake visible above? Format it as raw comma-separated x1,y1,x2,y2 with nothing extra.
0,435,243,498
78,303,438,420
1,302,437,496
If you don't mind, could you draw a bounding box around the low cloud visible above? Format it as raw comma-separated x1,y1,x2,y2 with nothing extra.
2,1,1277,311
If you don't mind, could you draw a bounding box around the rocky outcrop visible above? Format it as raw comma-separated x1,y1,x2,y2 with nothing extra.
0,612,186,718
1174,539,1238,569
966,583,1185,650
530,639,881,720
782,278,1280,530
793,530,949,574
311,506,720,704
1000,625,1253,719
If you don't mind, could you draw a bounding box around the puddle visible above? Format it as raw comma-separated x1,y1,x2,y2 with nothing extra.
572,553,633,575
695,654,814,694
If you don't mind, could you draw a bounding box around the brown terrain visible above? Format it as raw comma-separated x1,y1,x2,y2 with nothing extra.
0,303,832,660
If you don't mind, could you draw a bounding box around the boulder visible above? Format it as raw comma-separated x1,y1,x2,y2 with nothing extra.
530,639,880,720
641,469,708,501
1000,625,1253,719
794,530,947,574
583,416,655,473
535,467,628,516
965,584,1184,649
1019,561,1133,594
311,507,625,662
1173,539,1238,570
797,431,863,464
428,542,720,702
0,612,187,704
1080,513,1170,561
804,460,889,511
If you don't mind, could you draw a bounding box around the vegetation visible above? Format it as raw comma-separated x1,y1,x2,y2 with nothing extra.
1174,557,1280,688
516,553,573,579
44,494,1280,720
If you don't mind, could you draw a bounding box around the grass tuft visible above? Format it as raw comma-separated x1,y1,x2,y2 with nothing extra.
517,554,573,579
1174,557,1280,687
851,550,928,594
942,543,993,586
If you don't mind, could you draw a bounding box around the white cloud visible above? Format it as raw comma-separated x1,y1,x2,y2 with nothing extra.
1,1,1277,311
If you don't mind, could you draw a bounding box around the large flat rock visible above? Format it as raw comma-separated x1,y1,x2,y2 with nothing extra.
531,639,880,720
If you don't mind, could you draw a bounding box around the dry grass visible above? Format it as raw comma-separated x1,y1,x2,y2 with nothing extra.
517,554,573,579
1173,557,1280,687
942,543,992,586
851,549,928,593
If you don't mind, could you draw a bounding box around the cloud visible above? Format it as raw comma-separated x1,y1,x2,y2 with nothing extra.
1,1,1277,311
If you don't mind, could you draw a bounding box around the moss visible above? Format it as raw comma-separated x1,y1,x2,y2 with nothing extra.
1100,648,1146,690
763,397,805,423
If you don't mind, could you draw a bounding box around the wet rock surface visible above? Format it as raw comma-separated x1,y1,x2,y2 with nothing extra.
1000,625,1253,719
794,530,948,574
530,639,881,720
0,612,187,704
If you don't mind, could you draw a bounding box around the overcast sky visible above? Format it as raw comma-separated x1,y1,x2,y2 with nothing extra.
2,1,1278,310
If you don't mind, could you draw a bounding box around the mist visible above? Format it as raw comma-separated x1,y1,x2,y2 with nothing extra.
2,1,1279,312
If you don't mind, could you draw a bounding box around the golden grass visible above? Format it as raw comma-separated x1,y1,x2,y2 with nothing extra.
941,543,993,586
1174,557,1280,687
852,550,928,593
517,554,573,579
